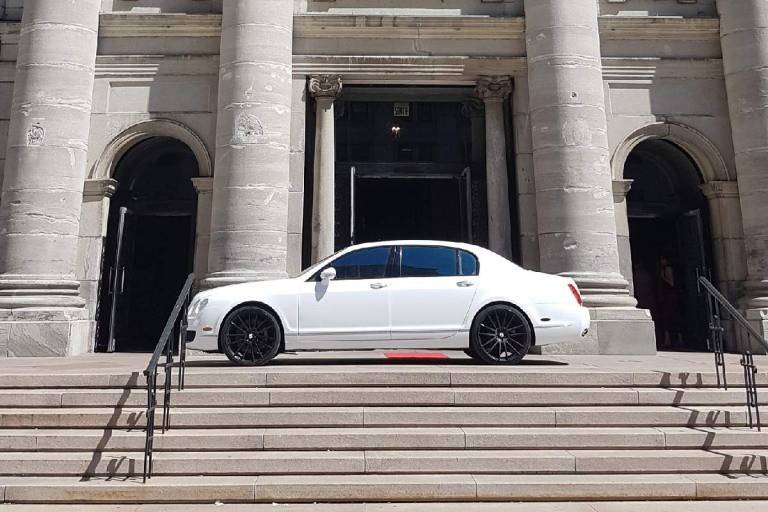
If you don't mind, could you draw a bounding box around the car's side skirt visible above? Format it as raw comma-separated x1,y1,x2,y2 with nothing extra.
285,331,469,351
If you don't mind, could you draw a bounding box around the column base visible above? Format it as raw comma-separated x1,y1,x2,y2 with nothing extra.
745,309,768,355
0,307,90,357
532,307,657,355
201,270,289,290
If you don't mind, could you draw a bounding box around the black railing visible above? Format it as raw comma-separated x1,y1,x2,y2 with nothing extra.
699,275,766,430
143,273,196,482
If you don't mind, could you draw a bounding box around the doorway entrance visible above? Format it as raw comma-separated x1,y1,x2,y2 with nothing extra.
328,88,489,252
625,139,713,351
96,137,199,352
352,167,472,244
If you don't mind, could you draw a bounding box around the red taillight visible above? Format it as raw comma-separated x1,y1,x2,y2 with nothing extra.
568,283,583,306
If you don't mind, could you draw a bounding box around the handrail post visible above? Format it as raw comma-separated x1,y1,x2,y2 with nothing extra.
143,369,157,482
698,275,765,430
142,273,196,482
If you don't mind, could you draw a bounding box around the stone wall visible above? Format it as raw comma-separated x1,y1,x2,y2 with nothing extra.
0,0,762,355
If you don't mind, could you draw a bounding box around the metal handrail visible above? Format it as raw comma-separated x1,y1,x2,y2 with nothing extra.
698,275,765,430
143,273,195,482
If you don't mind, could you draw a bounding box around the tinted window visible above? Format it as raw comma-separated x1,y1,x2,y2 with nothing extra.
401,246,458,278
459,250,479,276
324,247,391,280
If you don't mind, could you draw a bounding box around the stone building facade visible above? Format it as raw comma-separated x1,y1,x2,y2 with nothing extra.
0,0,765,357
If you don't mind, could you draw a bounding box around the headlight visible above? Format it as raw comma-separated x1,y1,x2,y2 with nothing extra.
189,297,208,318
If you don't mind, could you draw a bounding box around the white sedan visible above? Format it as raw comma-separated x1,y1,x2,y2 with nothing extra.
186,241,590,365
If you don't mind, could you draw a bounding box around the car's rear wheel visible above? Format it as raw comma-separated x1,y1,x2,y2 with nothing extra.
469,304,532,365
220,305,282,366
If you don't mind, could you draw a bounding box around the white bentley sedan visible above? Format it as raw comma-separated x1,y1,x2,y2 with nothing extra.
186,241,590,365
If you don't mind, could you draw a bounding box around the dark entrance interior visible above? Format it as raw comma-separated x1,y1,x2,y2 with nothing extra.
96,137,198,352
317,87,497,259
625,139,713,350
355,175,467,243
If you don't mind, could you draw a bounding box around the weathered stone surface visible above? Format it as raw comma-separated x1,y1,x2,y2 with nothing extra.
719,0,768,320
203,0,293,287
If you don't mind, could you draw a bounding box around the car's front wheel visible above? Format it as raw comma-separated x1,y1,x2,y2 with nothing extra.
469,304,532,365
220,305,282,366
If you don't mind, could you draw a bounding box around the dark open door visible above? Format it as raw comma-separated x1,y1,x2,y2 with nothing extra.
107,207,136,353
676,209,710,349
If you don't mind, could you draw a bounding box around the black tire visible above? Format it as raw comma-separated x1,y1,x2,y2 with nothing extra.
469,304,533,365
220,305,282,366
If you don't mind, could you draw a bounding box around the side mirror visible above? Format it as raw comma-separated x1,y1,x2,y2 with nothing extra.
320,267,337,282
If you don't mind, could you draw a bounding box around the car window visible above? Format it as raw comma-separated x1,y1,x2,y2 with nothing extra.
318,247,392,281
401,246,458,278
459,249,479,276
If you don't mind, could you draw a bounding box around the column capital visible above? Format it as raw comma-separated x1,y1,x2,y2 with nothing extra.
612,179,634,203
475,76,512,102
308,74,343,99
83,178,118,199
191,177,214,195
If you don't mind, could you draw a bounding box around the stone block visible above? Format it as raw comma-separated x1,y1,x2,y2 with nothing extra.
5,317,91,358
364,449,574,474
265,370,450,387
0,322,8,357
262,427,465,450
658,427,768,449
268,388,454,406
453,388,638,406
463,427,665,449
554,406,747,427
693,473,768,499
474,474,696,500
254,474,476,502
363,406,556,427
3,476,256,503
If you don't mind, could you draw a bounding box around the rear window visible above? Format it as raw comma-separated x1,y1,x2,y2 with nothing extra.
401,246,458,277
459,249,479,276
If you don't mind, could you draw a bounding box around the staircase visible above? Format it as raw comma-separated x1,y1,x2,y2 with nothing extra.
1,354,768,507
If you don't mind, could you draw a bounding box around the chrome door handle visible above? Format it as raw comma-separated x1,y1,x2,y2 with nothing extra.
370,283,388,289
457,280,475,288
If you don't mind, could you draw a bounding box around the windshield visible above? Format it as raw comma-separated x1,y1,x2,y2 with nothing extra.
289,249,346,279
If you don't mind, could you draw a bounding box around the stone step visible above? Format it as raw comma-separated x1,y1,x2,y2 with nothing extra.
2,426,768,452
0,405,756,428
4,502,768,512
1,387,763,408
1,369,766,390
2,473,768,503
2,448,768,477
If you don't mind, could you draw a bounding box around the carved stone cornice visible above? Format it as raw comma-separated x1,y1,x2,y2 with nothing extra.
83,178,118,199
475,76,512,102
191,177,213,195
612,179,634,203
308,74,343,99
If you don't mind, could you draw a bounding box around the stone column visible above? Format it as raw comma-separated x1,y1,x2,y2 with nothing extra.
204,0,293,287
513,74,540,270
524,0,654,355
192,177,213,284
476,76,513,259
612,179,634,295
308,74,342,262
718,0,768,341
0,0,100,357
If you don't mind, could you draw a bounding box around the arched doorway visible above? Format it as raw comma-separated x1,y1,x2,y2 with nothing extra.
96,137,199,352
625,139,714,351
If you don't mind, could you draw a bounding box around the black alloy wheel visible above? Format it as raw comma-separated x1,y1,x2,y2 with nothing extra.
469,304,533,365
220,305,282,366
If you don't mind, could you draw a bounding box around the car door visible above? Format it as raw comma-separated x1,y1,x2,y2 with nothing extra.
298,246,395,343
389,246,480,340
